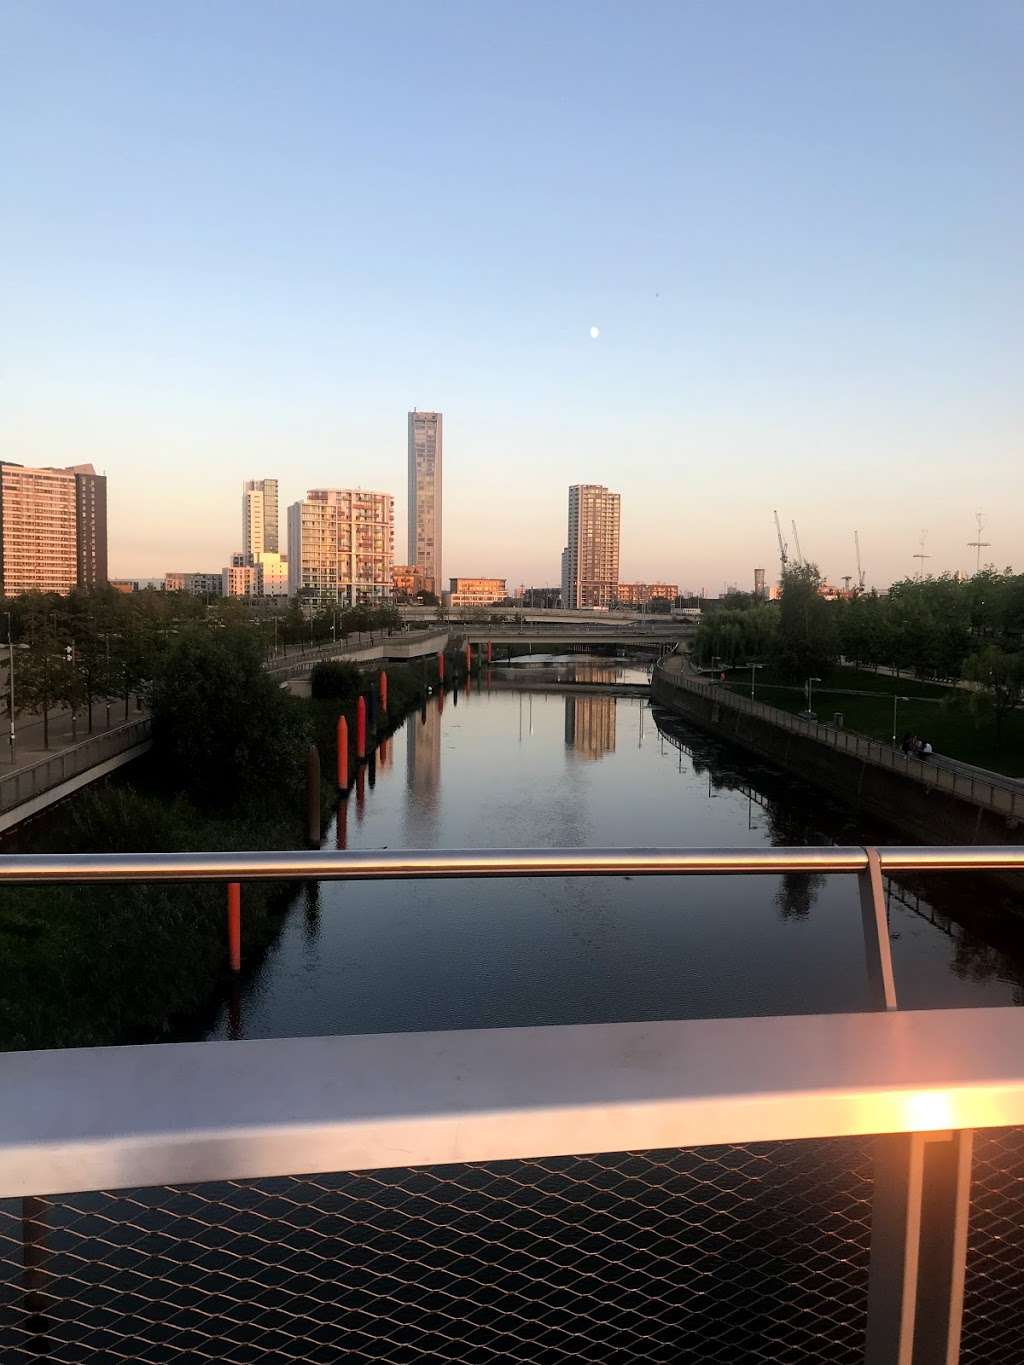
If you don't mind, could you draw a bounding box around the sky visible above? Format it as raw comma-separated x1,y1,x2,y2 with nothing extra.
3,1,1022,591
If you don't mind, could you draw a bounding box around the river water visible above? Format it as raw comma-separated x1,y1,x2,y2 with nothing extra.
207,665,1024,1041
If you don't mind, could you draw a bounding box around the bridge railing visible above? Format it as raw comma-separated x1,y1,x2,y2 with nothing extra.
0,718,152,815
2,845,1024,1362
654,660,1024,820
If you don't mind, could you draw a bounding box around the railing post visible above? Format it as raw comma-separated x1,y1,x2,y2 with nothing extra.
859,847,898,1011
864,1130,973,1365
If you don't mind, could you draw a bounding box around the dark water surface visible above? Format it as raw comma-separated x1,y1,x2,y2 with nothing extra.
206,680,1024,1041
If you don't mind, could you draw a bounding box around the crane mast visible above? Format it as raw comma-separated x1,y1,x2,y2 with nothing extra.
790,520,804,566
773,510,789,577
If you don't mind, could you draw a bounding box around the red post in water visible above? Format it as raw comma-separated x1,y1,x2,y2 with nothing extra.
337,715,349,790
227,882,241,973
379,670,388,712
438,651,445,683
465,642,472,674
487,641,493,663
356,762,366,818
356,695,367,758
336,797,349,850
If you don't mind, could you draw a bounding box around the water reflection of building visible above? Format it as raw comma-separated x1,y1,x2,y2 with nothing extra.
407,696,442,811
564,695,616,760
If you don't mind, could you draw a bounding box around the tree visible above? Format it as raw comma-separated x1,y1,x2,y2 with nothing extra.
150,626,308,807
963,646,1024,737
772,564,837,680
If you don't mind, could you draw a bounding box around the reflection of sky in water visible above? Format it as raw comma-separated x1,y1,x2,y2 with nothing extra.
206,689,1024,1043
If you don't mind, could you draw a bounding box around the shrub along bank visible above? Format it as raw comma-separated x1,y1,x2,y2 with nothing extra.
0,632,474,1051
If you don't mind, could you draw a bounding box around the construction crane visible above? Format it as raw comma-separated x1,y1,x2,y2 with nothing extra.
772,510,789,577
967,511,990,576
913,529,932,581
854,531,865,591
790,520,804,566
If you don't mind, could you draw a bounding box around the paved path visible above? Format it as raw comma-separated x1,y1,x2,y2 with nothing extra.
0,703,144,779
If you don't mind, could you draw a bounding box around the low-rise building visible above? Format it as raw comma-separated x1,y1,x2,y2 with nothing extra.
615,582,679,605
164,572,224,597
109,579,138,594
448,576,507,608
392,564,422,597
521,586,562,609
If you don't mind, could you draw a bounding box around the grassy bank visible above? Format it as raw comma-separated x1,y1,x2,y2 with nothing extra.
0,649,464,1051
720,666,1024,776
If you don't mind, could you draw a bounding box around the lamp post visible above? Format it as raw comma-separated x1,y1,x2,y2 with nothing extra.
749,662,764,700
891,694,910,748
6,612,14,762
806,676,822,714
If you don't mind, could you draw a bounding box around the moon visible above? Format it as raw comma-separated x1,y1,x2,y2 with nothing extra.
589,325,600,340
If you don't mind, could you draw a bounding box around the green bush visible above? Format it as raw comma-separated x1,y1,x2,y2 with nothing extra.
310,660,363,702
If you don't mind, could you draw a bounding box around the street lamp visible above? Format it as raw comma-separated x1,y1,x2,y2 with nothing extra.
749,661,765,700
891,694,910,748
6,612,14,762
805,676,822,714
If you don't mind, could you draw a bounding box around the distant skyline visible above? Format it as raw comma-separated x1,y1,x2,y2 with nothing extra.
4,2,1022,590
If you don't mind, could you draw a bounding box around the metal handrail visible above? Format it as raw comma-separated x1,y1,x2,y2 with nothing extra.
0,844,1022,883
0,718,153,814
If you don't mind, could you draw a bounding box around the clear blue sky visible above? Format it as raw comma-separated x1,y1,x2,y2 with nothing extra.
4,0,1022,589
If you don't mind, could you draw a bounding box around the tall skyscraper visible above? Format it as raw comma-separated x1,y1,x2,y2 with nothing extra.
242,478,279,559
407,411,442,595
0,461,107,596
287,488,394,605
561,484,621,609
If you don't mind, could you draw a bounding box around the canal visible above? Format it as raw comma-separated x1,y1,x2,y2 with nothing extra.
206,666,1024,1042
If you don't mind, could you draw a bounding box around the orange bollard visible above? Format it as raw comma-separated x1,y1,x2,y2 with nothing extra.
337,715,349,790
438,652,445,683
379,670,388,712
356,695,367,758
227,882,241,973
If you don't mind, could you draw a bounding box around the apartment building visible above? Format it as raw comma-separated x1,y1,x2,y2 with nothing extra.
287,489,394,605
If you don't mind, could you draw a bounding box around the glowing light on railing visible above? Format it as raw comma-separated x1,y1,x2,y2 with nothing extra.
905,1090,954,1131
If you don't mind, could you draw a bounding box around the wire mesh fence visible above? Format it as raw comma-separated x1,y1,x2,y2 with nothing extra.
961,1125,1024,1365
1,1137,874,1364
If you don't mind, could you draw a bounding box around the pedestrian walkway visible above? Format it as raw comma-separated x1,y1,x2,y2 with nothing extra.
0,703,144,779
0,712,152,830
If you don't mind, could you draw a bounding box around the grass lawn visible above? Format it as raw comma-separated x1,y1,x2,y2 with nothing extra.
718,665,1024,777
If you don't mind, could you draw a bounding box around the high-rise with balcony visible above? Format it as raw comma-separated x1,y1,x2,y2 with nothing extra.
242,478,279,559
561,484,620,609
408,411,442,595
287,489,394,606
0,461,107,596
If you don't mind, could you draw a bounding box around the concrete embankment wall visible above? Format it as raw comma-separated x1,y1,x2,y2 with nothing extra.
652,673,1024,850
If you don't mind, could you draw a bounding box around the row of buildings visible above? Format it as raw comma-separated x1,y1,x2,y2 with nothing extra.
167,412,444,608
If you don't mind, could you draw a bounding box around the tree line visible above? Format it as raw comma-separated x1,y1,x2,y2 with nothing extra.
1,586,402,743
693,567,1024,724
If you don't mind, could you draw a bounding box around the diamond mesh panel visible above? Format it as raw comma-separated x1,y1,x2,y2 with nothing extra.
961,1126,1024,1365
1,1139,874,1364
